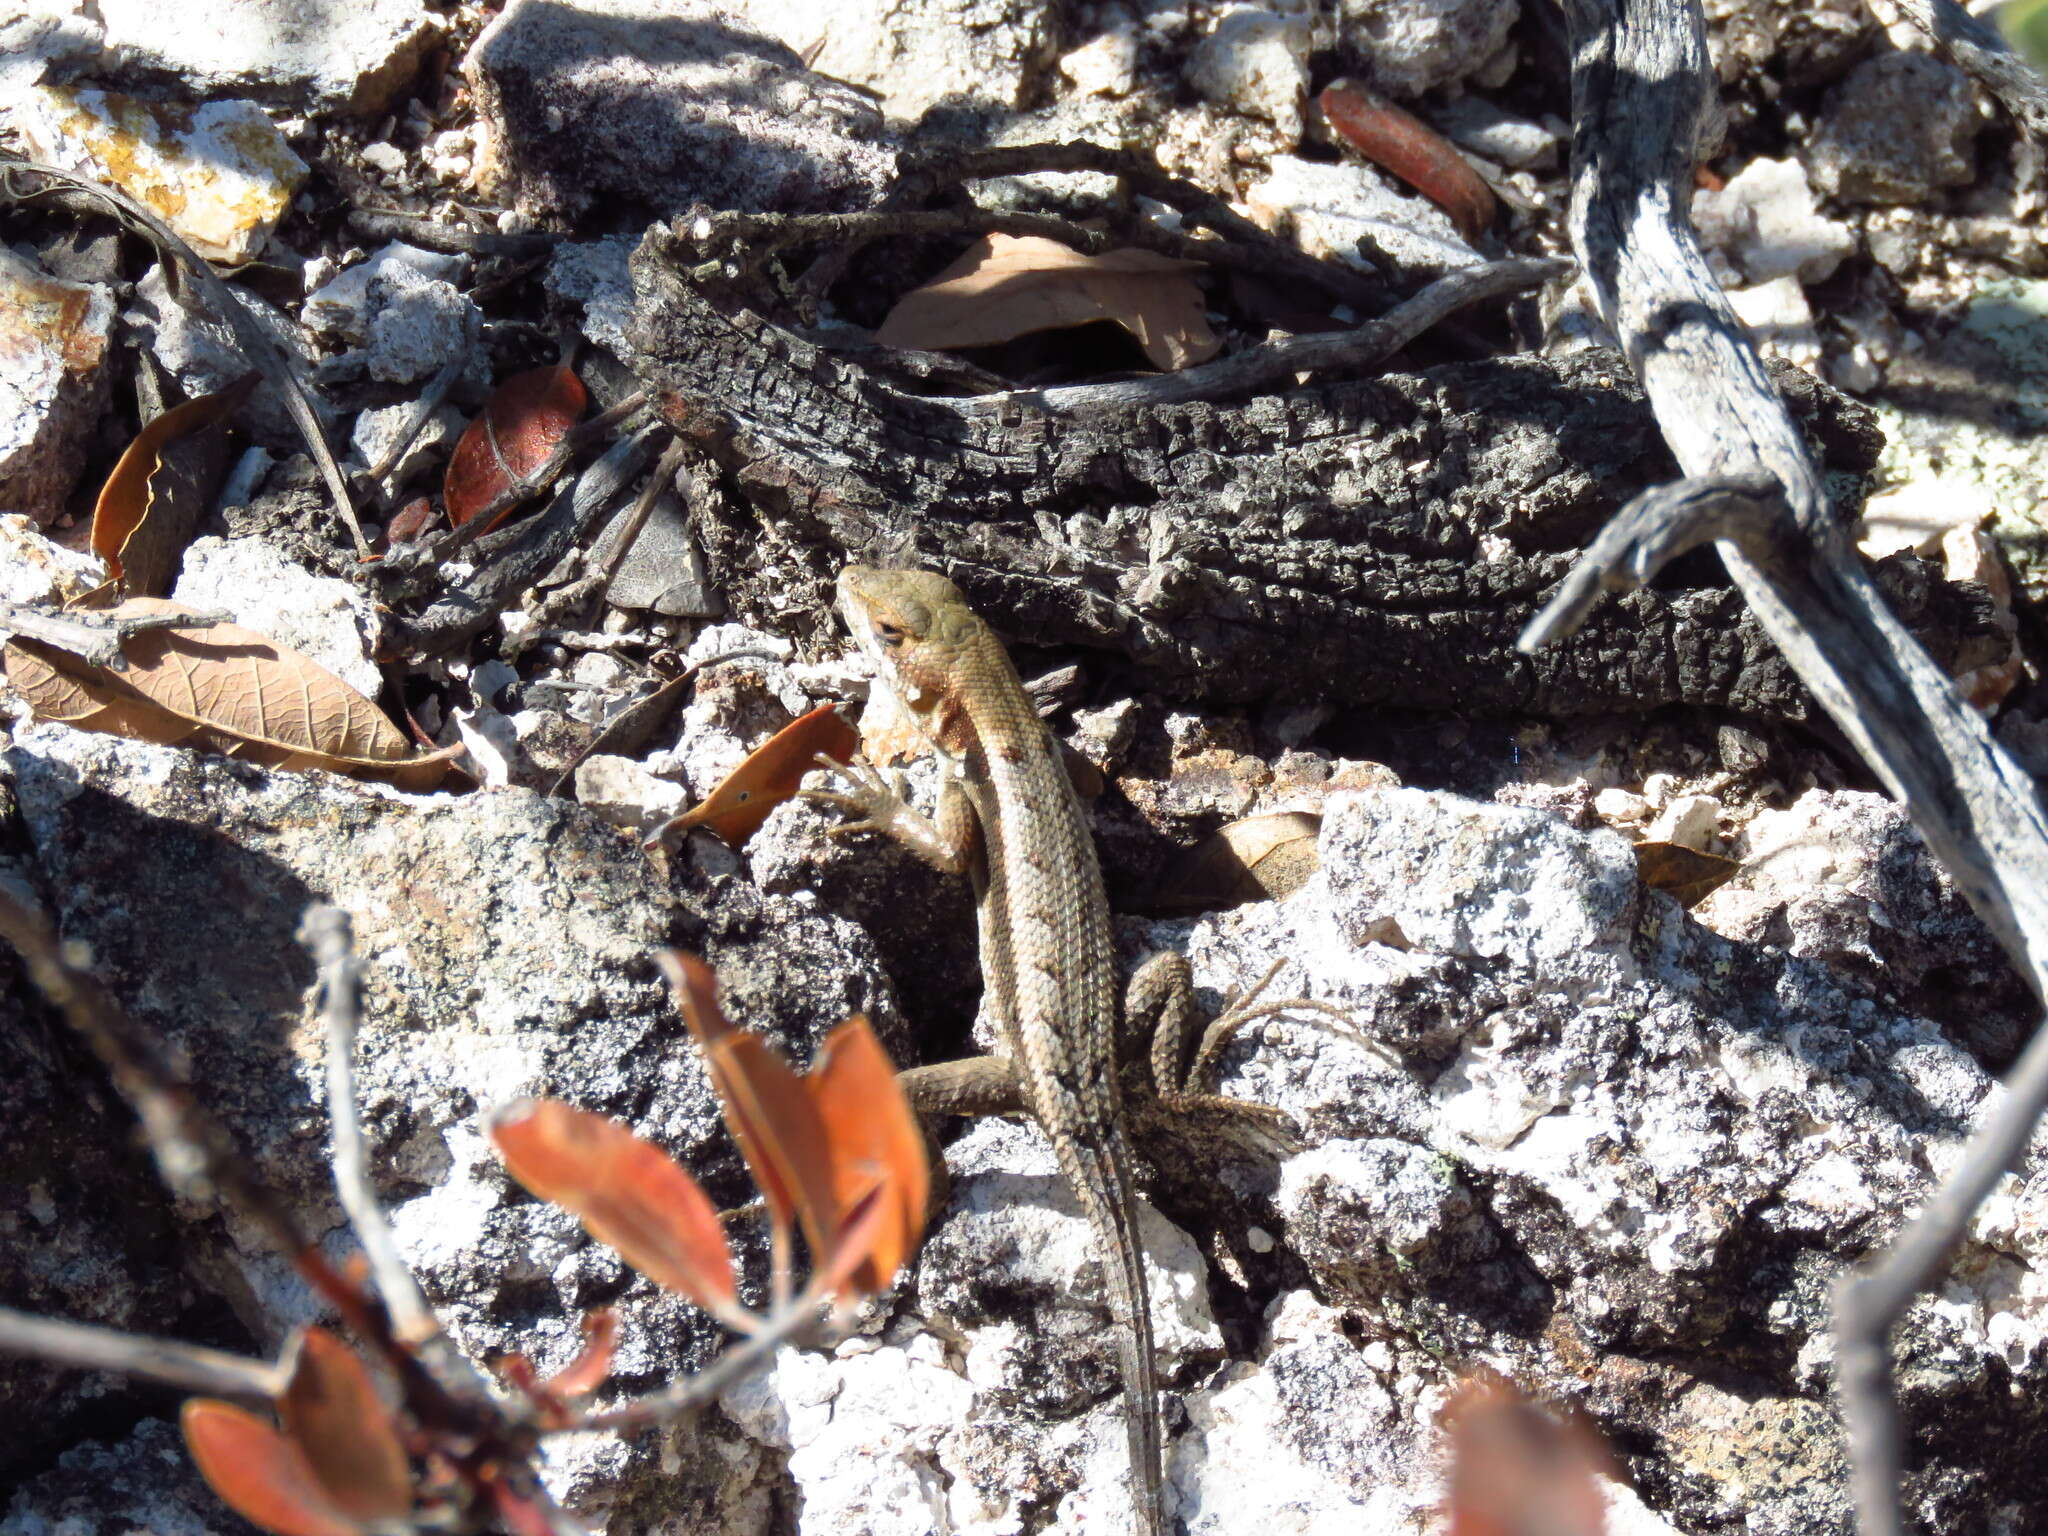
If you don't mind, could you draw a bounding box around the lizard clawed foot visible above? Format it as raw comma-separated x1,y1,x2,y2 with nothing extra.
800,754,912,840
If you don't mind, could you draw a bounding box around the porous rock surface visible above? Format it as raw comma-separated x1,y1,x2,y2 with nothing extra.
465,0,898,222
2,715,2040,1534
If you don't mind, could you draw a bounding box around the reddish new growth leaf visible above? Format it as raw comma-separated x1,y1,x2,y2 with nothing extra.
649,704,861,849
661,952,929,1301
443,363,587,532
181,1327,411,1536
490,1098,740,1321
1443,1376,1612,1536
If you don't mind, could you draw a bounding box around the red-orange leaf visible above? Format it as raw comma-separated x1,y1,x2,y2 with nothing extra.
443,364,586,531
181,1400,366,1536
543,1309,620,1400
656,704,860,848
661,952,840,1265
491,1098,738,1314
278,1328,412,1524
806,1016,929,1294
1444,1377,1610,1536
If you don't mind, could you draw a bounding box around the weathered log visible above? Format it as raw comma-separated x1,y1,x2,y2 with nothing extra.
618,236,2000,722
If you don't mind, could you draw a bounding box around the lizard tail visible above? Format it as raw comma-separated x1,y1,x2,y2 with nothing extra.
1068,1131,1167,1536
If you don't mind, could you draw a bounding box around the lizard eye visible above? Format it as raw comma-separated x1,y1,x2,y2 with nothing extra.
873,622,906,648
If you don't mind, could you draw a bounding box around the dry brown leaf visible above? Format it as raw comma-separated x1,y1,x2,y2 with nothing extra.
92,374,258,593
874,234,1221,372
1152,812,1322,913
444,364,587,532
1632,841,1740,908
1,600,453,790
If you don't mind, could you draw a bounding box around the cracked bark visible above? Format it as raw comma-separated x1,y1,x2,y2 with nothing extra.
618,235,2000,721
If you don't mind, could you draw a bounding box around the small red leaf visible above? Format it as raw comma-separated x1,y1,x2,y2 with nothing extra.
1443,1376,1611,1536
660,952,841,1267
278,1327,412,1524
543,1309,620,1401
806,1017,929,1295
181,1400,367,1536
443,364,586,531
656,704,860,848
491,1098,738,1314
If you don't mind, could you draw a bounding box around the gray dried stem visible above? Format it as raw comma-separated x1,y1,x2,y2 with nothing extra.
0,1306,285,1400
0,155,366,558
1533,3,2048,1532
0,601,233,671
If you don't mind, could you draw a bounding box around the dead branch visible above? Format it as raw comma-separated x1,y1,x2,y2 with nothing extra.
0,155,367,559
0,1307,286,1400
0,601,234,671
383,421,665,657
1531,4,2048,1532
951,255,1569,415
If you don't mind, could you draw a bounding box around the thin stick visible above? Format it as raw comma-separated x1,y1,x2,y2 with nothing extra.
0,156,368,559
0,602,233,671
951,256,1568,416
300,908,439,1349
571,1299,821,1433
0,1307,286,1400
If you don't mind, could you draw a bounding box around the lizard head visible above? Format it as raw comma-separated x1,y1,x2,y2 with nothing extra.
835,565,985,753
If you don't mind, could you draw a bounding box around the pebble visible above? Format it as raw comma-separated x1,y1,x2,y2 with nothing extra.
1725,275,1822,368
1059,28,1140,96
1189,9,1312,145
1645,793,1722,851
1691,157,1855,285
1428,93,1561,170
304,243,467,344
352,399,465,487
0,246,115,526
6,85,306,266
1807,50,1981,206
1334,0,1518,98
1244,154,1482,273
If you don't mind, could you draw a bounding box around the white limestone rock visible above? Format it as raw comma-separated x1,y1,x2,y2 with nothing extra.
1335,0,1519,98
1692,156,1856,285
1244,154,1482,274
171,535,382,700
1189,9,1312,145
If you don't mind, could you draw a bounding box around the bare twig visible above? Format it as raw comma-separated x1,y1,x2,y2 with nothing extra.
0,1307,286,1400
384,421,666,657
951,256,1568,416
346,206,561,259
300,909,434,1344
1886,0,2048,143
0,601,233,671
794,140,1388,318
571,1298,821,1433
1532,4,2048,1532
547,645,784,801
0,156,367,558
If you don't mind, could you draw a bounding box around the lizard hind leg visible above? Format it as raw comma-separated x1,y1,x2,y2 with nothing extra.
1121,952,1295,1143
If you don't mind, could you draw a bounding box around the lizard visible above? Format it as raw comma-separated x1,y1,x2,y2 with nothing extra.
804,565,1292,1536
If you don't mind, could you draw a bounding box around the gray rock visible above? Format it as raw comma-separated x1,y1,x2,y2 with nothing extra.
465,0,897,222
0,246,113,526
1703,0,1877,90
1428,93,1561,169
351,397,464,487
1335,0,1518,98
90,0,435,114
590,487,725,617
1187,9,1312,145
170,535,383,699
304,242,468,344
0,1418,229,1536
1243,154,1482,274
726,0,1055,121
364,262,482,385
1808,50,1981,206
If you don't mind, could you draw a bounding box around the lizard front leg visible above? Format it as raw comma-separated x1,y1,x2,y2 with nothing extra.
802,755,980,877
